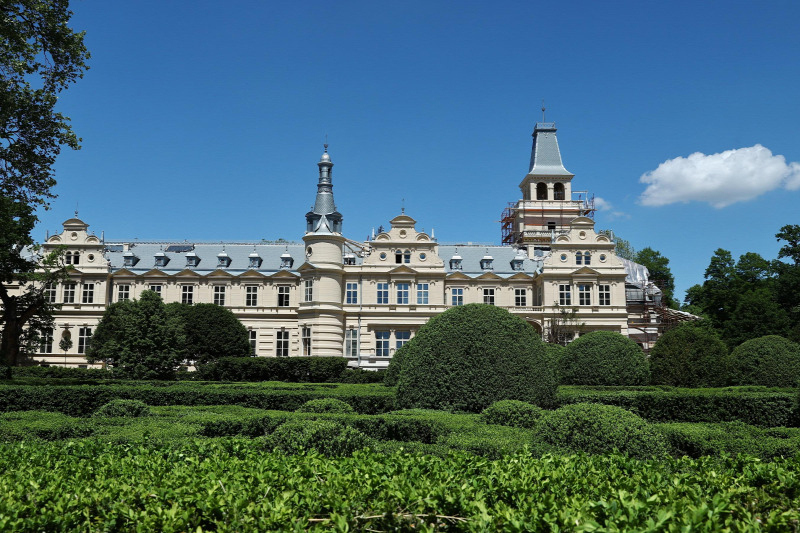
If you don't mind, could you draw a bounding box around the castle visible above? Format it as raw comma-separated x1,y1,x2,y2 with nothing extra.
27,121,664,368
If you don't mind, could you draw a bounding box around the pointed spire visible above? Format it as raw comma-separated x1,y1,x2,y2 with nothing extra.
306,144,343,234
527,119,572,177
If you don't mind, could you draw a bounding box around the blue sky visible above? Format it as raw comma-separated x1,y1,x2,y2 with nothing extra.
36,0,800,301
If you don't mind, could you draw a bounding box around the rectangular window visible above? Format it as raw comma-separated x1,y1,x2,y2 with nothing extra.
44,283,56,303
213,286,226,306
395,331,411,351
377,282,389,304
345,329,359,357
245,285,258,307
82,283,94,304
451,287,464,306
276,330,289,357
149,284,162,297
302,327,311,356
579,284,592,306
278,285,290,307
249,330,257,355
515,288,527,307
483,288,495,305
78,327,92,354
416,283,429,305
584,253,591,266
63,282,76,304
375,331,390,357
39,328,53,354
304,279,313,302
181,285,194,305
599,284,611,306
397,283,409,305
345,282,358,304
117,284,130,301
559,284,571,306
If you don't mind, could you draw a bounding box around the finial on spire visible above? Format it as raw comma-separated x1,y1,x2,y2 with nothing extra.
74,203,79,218
541,100,546,122
401,198,405,214
324,134,328,153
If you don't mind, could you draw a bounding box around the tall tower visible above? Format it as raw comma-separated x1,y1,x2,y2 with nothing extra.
500,121,595,249
300,145,346,356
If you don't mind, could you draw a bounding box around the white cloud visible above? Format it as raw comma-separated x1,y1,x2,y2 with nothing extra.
594,196,629,219
638,145,800,208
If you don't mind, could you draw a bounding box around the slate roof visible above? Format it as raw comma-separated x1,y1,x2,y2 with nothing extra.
438,245,542,277
527,122,573,177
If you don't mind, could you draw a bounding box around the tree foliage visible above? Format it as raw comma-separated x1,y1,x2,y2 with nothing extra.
165,302,251,366
649,322,728,387
87,291,186,379
394,304,557,412
0,1,89,365
559,331,649,386
635,247,677,308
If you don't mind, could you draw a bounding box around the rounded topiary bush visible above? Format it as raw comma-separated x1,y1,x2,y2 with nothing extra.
533,403,667,458
296,398,355,414
383,343,409,387
559,331,649,386
395,304,556,412
649,323,728,387
723,335,800,387
264,420,373,456
93,399,150,418
481,400,544,429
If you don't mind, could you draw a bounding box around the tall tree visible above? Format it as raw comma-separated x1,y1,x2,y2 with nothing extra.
598,229,636,261
0,1,89,365
634,247,677,308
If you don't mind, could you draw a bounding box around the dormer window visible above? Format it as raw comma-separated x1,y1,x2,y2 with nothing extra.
280,252,294,269
450,254,462,270
185,252,200,268
480,253,494,270
248,252,262,269
154,252,169,268
343,253,355,266
217,252,231,268
122,252,139,268
511,251,525,271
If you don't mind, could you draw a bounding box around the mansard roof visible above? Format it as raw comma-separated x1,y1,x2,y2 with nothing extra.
439,245,542,277
527,122,573,177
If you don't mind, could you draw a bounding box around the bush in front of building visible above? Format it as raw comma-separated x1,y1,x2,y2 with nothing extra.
533,403,667,458
649,322,728,387
559,331,649,386
480,400,543,429
723,335,800,387
543,343,566,384
395,304,557,412
383,343,410,387
166,302,252,366
197,356,349,382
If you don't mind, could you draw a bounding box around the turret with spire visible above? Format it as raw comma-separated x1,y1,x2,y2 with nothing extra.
306,144,343,234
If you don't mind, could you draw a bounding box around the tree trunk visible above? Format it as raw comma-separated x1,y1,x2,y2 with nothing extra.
1,315,21,367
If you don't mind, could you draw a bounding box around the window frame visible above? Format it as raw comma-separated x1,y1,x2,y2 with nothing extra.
117,284,131,302
345,282,358,305
599,284,611,306
149,284,162,297
558,284,572,306
377,282,389,305
276,330,289,357
514,288,527,307
375,331,390,357
396,282,409,305
77,327,92,354
181,285,194,305
301,326,311,356
245,285,259,307
249,330,257,355
483,287,495,305
277,285,290,307
81,283,94,304
304,279,313,302
345,329,359,357
451,287,464,306
63,282,76,304
578,283,592,306
213,285,226,306
416,283,429,305
395,330,411,351
39,328,54,353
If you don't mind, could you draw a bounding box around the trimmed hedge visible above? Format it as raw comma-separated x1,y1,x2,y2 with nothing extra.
480,400,543,429
296,398,354,414
649,323,728,387
543,343,566,384
93,399,150,418
10,366,113,380
0,382,395,417
657,421,800,461
534,403,667,458
559,331,649,386
557,386,797,427
396,304,556,412
197,356,349,383
724,336,800,387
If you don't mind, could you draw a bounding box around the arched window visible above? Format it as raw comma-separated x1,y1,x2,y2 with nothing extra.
395,250,403,264
576,252,583,265
584,252,591,265
403,250,411,263
554,183,565,200
64,251,72,264
536,183,548,200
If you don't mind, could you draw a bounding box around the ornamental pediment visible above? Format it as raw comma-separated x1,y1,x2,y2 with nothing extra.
174,269,202,278
388,265,417,275
238,270,268,279
269,270,299,280
206,269,234,278
140,269,173,278
446,271,472,281
572,266,600,276
476,271,503,280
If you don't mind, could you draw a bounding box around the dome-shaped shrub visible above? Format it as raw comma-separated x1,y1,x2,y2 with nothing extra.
383,342,410,387
650,323,728,387
264,420,372,456
481,400,543,429
396,304,556,412
559,331,649,386
533,403,667,458
296,398,355,414
723,335,800,387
